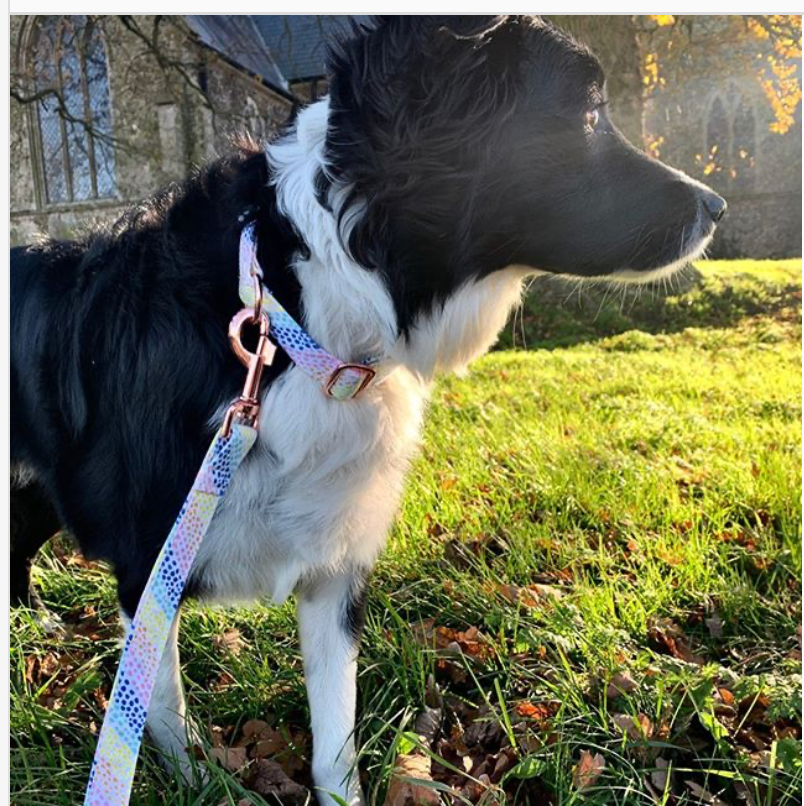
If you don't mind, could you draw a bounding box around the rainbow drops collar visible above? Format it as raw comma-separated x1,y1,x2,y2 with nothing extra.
238,222,386,400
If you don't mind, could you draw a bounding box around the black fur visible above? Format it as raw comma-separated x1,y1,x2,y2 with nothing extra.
11,139,304,616
343,574,370,646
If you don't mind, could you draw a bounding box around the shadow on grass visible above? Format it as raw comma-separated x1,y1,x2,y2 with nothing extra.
499,263,802,351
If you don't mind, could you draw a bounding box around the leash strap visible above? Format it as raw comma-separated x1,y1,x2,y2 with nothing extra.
84,423,257,806
238,223,378,400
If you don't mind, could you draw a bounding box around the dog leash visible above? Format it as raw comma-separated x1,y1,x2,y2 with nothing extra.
84,224,384,804
83,422,257,805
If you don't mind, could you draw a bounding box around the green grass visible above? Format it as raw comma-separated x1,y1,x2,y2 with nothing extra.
11,259,802,805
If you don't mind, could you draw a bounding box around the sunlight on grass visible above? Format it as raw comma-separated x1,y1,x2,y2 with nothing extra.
11,260,802,805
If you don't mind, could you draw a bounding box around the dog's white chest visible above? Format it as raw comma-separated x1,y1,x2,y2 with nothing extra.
192,367,426,605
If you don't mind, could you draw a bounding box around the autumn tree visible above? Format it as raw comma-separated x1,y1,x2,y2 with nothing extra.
637,14,802,163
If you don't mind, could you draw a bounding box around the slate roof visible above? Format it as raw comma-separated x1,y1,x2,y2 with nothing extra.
185,15,290,94
251,15,368,82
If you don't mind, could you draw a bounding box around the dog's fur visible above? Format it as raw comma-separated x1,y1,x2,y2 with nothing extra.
10,16,725,804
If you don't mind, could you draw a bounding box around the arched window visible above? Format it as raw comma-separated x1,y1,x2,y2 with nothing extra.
30,16,116,204
704,92,758,191
705,96,729,180
731,98,756,190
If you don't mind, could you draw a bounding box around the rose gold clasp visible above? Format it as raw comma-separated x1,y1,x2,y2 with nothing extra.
222,309,276,436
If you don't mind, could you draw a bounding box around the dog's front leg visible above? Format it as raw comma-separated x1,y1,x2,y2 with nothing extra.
297,569,368,806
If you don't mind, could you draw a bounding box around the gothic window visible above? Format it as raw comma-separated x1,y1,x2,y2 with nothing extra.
731,98,757,190
704,92,758,191
705,96,729,180
30,16,116,205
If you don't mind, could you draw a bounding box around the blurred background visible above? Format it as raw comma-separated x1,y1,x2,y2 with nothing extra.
10,15,802,258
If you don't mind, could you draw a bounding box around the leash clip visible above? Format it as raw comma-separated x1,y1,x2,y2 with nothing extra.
222,309,276,436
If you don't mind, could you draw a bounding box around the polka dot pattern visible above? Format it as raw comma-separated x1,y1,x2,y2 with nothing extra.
84,423,256,805
238,223,378,400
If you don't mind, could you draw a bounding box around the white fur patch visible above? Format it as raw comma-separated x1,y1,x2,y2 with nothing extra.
195,98,527,606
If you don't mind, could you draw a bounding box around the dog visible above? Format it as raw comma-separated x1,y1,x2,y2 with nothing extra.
11,16,725,805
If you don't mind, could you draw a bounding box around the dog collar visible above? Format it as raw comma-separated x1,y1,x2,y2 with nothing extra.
238,223,385,400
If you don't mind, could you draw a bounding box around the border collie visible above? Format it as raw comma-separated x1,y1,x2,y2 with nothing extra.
11,16,725,805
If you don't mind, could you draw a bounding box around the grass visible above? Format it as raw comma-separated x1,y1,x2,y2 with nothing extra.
10,259,802,805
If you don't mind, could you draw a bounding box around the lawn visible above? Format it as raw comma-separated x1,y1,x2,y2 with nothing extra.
10,259,802,805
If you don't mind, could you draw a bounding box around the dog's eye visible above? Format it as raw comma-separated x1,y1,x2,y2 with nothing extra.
585,109,600,130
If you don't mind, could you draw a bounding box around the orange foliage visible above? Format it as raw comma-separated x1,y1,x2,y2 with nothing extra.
642,14,802,135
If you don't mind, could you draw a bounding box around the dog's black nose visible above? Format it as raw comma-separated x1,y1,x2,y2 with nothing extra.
701,189,727,223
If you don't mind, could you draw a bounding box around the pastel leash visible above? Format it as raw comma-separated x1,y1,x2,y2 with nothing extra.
83,423,256,805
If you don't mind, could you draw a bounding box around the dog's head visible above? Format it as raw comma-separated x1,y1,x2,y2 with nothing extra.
322,15,725,335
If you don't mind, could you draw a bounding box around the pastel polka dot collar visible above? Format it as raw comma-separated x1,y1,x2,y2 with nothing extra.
239,222,386,400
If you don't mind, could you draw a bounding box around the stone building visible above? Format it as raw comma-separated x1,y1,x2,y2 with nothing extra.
10,15,293,245
641,17,802,258
10,15,801,256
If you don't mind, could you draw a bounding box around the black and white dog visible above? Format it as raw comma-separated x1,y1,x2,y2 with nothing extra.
11,16,725,805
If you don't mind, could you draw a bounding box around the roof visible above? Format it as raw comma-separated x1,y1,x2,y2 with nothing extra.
185,15,290,95
251,15,368,82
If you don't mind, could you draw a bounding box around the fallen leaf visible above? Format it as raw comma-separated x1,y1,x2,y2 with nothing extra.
384,753,440,805
212,628,245,656
414,706,442,746
705,614,724,639
210,745,248,771
612,713,653,740
650,757,670,792
495,582,564,610
413,620,492,661
572,750,605,791
717,688,735,706
648,617,705,665
247,758,309,803
685,779,728,805
514,701,558,721
606,670,638,698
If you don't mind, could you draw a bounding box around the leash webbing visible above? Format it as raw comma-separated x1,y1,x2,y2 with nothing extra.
83,423,256,805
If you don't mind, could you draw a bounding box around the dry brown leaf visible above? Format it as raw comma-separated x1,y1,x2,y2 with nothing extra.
648,617,705,665
412,620,492,661
685,780,728,805
495,582,564,610
572,750,605,791
717,687,735,706
612,713,653,740
514,701,558,725
212,628,245,656
210,745,248,771
247,758,308,803
650,757,670,792
606,670,638,698
384,753,440,805
414,706,442,746
705,614,724,639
